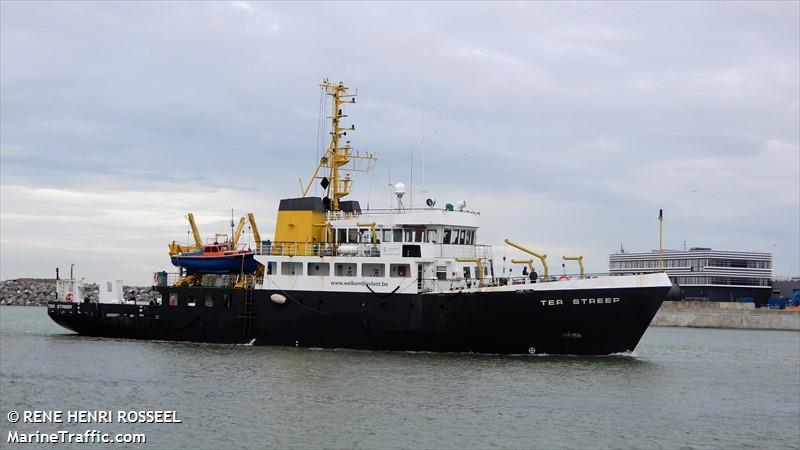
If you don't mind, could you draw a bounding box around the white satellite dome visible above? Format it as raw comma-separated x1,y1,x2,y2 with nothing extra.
456,200,467,211
394,182,407,196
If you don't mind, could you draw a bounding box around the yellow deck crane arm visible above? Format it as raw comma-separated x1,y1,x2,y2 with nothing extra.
231,217,247,248
188,213,202,247
168,212,204,256
504,239,549,280
247,213,262,252
455,258,485,284
562,256,585,278
357,222,377,244
511,259,535,271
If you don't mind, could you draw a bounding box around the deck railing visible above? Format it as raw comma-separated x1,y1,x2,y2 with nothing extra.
324,208,480,222
152,272,261,288
153,270,613,293
256,242,493,259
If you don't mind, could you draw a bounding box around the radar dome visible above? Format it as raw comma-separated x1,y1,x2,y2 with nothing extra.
394,182,407,196
456,200,467,211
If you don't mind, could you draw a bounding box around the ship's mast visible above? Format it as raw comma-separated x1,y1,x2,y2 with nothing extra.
302,79,375,211
327,80,354,211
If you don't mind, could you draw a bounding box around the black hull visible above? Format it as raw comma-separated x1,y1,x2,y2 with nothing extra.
48,285,668,355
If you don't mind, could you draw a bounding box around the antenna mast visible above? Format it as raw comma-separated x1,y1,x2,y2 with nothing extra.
301,79,376,211
659,209,664,271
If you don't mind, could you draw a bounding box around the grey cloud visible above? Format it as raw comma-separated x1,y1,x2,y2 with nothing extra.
2,1,798,281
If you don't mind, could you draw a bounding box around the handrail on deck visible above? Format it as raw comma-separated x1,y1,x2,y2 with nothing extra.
256,241,493,259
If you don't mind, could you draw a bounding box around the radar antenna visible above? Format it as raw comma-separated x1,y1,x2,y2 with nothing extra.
394,182,406,212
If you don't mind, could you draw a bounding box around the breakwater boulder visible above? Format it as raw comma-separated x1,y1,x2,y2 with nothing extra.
0,279,159,306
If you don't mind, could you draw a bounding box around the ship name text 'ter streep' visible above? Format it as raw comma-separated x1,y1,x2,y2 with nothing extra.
540,298,621,306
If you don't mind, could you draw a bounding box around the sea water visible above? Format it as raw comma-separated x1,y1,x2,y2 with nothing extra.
1,306,798,449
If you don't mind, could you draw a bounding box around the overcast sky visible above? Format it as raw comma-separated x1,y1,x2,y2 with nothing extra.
1,1,798,285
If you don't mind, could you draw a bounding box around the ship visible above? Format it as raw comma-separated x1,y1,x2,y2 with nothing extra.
47,80,672,355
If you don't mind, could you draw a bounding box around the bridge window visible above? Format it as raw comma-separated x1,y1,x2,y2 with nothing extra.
266,261,277,275
363,263,385,277
381,229,393,243
308,262,330,276
348,229,359,243
187,294,197,307
335,263,357,277
402,245,421,257
459,229,466,245
427,229,438,243
393,229,402,243
443,228,452,244
390,263,411,278
169,293,178,306
281,262,303,275
204,294,213,307
337,228,347,244
404,229,413,243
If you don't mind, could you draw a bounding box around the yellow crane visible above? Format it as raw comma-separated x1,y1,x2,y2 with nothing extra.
247,213,261,252
512,259,536,273
231,217,247,248
562,256,585,278
168,213,203,256
504,238,549,280
455,258,485,284
357,222,378,244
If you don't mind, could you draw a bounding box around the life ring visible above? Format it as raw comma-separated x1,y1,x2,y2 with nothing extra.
65,291,74,302
558,275,571,281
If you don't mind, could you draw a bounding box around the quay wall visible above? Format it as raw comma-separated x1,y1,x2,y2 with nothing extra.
652,301,800,331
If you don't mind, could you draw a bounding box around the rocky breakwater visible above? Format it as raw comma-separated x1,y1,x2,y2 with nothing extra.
0,278,159,306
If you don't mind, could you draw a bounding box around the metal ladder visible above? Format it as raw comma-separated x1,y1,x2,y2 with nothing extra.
241,288,255,339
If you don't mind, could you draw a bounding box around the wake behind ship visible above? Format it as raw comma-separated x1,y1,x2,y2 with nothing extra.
48,80,672,355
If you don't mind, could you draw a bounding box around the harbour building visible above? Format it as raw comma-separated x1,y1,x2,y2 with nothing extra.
609,248,772,305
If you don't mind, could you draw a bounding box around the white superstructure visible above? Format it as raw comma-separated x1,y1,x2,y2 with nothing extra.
255,208,492,294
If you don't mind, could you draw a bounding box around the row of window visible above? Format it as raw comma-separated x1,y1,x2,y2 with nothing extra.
436,265,487,280
669,276,770,286
611,259,708,269
267,261,412,278
611,258,771,270
167,292,233,308
332,227,476,245
708,277,770,286
707,259,771,269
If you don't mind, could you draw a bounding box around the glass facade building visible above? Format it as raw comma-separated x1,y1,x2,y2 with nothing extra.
609,248,772,304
